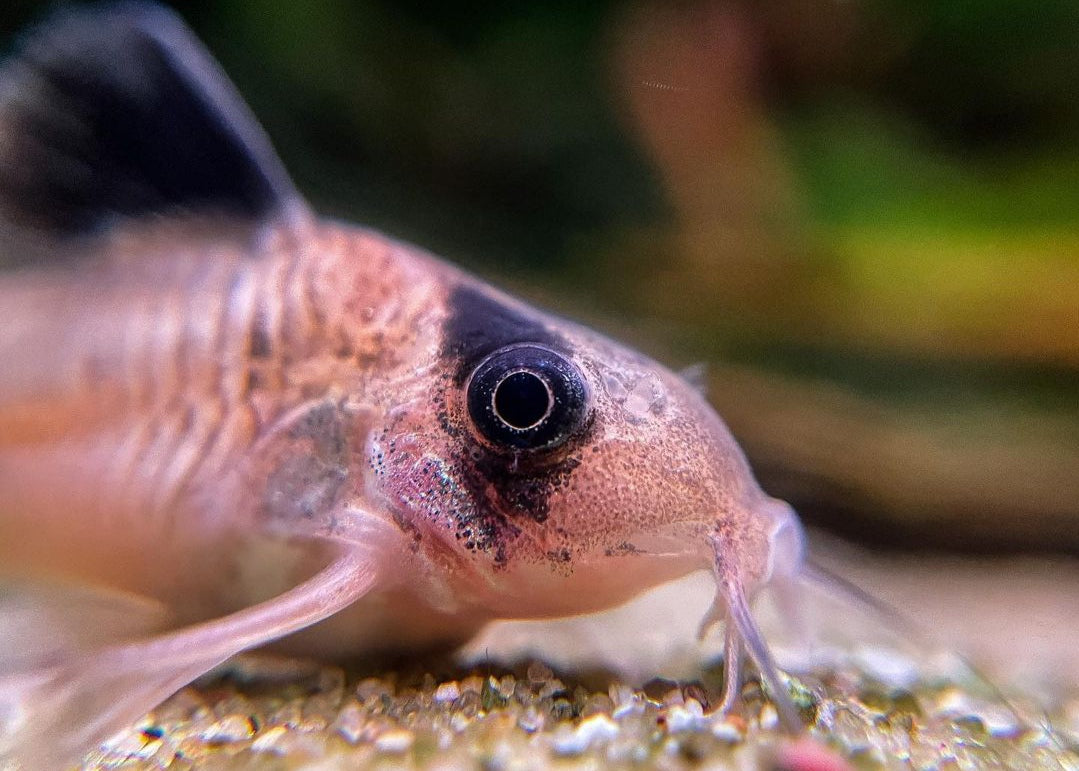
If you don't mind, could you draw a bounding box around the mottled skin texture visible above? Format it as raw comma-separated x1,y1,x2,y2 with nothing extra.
1,219,792,642
0,4,805,766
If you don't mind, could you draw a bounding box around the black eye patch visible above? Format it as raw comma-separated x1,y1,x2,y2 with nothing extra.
442,284,562,384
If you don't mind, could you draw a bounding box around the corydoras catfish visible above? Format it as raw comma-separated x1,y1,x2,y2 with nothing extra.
0,3,807,766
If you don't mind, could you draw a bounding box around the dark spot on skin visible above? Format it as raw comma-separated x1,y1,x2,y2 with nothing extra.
177,404,196,435
263,455,346,521
470,451,582,525
246,368,264,392
288,401,348,460
391,509,423,552
434,384,461,440
262,401,350,525
446,495,519,567
373,407,522,567
249,305,272,358
546,547,571,563
437,435,585,569
442,284,563,384
605,541,640,557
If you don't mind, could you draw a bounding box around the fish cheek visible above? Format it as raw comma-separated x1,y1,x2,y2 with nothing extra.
542,421,721,558
368,398,522,566
370,373,595,571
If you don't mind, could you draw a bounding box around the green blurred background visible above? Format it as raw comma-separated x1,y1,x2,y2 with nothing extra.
3,0,1077,555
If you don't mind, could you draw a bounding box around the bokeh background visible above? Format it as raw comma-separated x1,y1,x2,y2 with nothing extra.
2,0,1077,557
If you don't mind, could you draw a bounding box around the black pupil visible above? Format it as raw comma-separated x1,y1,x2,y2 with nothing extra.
493,371,551,429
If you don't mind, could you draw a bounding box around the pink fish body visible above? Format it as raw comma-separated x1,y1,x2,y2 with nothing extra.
0,4,805,766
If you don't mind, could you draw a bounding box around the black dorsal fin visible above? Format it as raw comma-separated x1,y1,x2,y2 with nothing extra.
0,2,309,245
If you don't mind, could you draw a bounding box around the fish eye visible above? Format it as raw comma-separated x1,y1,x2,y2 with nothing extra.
493,371,553,429
466,344,590,451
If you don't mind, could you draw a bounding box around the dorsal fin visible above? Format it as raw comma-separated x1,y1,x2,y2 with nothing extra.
0,2,309,249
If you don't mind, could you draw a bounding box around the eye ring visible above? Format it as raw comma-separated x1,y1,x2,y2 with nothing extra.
466,344,590,452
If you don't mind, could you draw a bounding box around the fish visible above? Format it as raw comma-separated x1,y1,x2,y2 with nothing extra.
0,3,809,766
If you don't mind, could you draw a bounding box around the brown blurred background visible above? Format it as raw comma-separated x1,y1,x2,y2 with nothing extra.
3,0,1077,556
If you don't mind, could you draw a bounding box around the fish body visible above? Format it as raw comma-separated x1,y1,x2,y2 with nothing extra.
1,220,789,655
0,3,804,766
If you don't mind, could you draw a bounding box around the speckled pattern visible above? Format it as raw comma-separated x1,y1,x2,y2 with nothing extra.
80,653,1077,771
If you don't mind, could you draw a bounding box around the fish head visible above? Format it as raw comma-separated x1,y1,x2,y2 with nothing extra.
366,269,806,620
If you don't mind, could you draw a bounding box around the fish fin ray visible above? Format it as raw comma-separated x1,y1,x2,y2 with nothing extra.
798,559,1063,748
677,362,709,396
0,548,377,769
0,578,172,672
0,1,309,257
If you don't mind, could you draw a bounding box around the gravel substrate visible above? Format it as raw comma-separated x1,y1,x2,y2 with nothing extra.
80,652,1078,771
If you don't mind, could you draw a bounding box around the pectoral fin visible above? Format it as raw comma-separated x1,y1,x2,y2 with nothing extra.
0,548,378,770
0,579,171,672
